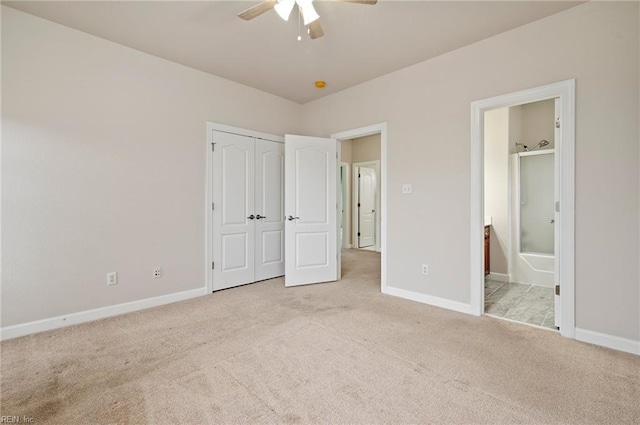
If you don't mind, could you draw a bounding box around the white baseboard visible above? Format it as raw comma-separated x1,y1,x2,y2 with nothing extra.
487,272,510,283
383,286,472,315
575,328,640,356
1,287,207,341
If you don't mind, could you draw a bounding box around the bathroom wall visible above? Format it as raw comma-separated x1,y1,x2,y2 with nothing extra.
510,99,555,153
484,108,510,277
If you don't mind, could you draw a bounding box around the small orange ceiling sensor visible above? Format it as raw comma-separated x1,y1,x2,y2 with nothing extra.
315,81,326,89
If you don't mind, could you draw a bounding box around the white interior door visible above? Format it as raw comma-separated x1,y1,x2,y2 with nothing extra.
554,98,561,329
213,131,255,290
284,135,338,287
255,139,285,281
358,166,376,248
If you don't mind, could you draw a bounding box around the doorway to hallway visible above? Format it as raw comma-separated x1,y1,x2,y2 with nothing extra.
332,123,388,292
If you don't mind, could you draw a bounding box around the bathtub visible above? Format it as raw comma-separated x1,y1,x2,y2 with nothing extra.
514,252,554,287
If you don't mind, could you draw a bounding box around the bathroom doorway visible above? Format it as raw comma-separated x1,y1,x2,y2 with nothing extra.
483,99,557,330
470,79,576,339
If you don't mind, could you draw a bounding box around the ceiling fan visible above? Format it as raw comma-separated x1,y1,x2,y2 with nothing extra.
238,0,378,40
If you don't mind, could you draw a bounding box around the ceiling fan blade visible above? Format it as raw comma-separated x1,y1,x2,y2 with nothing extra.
238,0,278,21
308,20,324,39
339,0,378,4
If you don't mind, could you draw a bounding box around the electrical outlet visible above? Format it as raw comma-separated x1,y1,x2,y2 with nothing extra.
402,184,412,194
421,264,429,276
107,272,118,286
153,267,162,279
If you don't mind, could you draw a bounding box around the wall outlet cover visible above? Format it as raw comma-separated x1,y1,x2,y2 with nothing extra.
107,272,118,286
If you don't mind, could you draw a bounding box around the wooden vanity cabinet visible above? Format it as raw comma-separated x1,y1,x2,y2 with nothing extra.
484,226,490,276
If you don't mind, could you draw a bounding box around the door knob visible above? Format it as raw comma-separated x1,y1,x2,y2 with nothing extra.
247,214,255,220
550,219,555,224
256,214,266,220
287,215,300,221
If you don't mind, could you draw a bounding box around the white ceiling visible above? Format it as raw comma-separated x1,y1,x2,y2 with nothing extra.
4,1,583,104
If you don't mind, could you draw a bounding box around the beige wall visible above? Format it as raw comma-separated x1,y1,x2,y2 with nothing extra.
508,105,523,155
342,135,381,164
3,2,639,345
352,134,381,163
484,108,509,276
301,2,640,341
341,139,353,163
1,7,301,326
511,99,556,152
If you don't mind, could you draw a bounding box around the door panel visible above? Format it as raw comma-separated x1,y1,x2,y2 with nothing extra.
285,135,337,287
255,140,285,281
358,167,376,248
222,233,249,270
213,131,255,290
296,148,328,224
296,232,329,268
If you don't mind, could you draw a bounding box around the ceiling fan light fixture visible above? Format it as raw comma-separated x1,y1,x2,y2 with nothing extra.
274,0,295,21
297,0,320,25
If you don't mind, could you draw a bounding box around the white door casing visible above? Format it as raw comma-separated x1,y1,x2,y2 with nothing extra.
213,131,255,290
255,140,285,281
339,163,351,249
358,166,376,248
284,135,338,287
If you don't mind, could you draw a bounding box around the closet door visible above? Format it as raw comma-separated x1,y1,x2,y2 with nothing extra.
254,140,285,281
213,131,255,290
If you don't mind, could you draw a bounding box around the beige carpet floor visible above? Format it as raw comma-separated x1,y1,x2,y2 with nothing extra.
1,249,639,424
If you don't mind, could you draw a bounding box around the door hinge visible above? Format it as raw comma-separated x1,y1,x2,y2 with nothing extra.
212,261,215,270
555,285,560,296
358,174,361,178
357,203,361,207
555,201,560,212
555,118,560,129
357,232,361,237
211,143,215,152
212,202,215,211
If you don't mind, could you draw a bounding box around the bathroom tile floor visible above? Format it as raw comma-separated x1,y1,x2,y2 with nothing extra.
484,280,556,330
